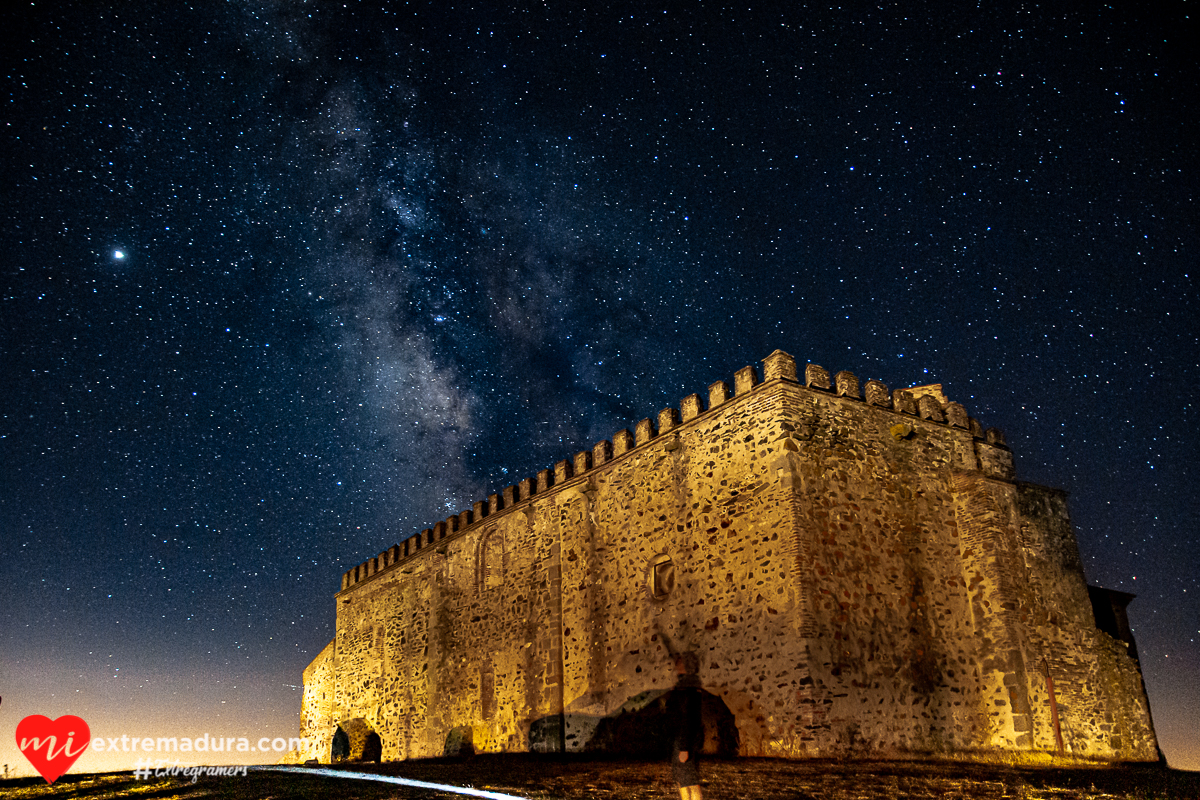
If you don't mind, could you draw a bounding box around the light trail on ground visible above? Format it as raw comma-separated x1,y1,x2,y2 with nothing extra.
252,765,530,799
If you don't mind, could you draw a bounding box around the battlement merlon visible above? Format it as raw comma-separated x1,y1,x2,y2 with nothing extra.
339,349,1014,593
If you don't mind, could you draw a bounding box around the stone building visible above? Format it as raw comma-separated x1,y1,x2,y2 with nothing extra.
298,350,1158,763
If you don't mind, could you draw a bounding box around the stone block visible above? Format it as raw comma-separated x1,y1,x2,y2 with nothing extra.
762,349,797,382
734,365,759,395
835,370,861,399
864,379,890,407
893,390,917,415
708,380,731,408
805,363,830,390
612,429,634,456
918,395,944,422
946,402,968,429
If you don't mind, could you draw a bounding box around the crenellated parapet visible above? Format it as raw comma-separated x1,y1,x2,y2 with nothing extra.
339,349,1013,592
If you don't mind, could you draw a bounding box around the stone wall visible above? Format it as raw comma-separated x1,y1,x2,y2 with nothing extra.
300,350,1158,764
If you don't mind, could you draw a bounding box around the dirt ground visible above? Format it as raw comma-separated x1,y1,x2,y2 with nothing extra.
3,756,1199,800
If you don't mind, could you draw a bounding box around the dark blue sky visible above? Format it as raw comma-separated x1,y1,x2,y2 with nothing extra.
2,0,1196,773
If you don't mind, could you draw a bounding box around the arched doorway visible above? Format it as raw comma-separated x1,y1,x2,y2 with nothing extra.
333,718,384,761
330,726,349,762
362,731,382,762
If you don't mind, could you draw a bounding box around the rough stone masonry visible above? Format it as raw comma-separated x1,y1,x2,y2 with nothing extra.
297,350,1158,764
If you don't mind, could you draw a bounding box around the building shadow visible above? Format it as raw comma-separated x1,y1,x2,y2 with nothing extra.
522,688,739,757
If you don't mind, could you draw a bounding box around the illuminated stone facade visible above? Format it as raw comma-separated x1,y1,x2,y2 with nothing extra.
298,350,1159,763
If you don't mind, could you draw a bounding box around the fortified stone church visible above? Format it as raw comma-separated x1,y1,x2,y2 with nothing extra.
297,350,1159,764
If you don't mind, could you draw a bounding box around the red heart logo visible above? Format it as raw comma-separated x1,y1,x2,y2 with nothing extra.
15,715,91,784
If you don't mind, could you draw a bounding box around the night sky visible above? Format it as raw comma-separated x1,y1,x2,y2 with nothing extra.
2,0,1196,776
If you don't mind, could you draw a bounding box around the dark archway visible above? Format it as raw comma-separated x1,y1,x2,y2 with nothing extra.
362,731,383,762
334,718,381,761
331,726,349,762
444,726,476,757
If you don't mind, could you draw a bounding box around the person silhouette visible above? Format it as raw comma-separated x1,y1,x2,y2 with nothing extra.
668,651,704,800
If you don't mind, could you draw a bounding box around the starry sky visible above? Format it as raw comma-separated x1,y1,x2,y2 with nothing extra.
2,0,1196,776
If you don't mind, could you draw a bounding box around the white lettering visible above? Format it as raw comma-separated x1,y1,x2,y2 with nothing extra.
18,732,88,760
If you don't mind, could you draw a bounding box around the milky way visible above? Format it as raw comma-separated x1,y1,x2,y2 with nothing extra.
2,1,1196,773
